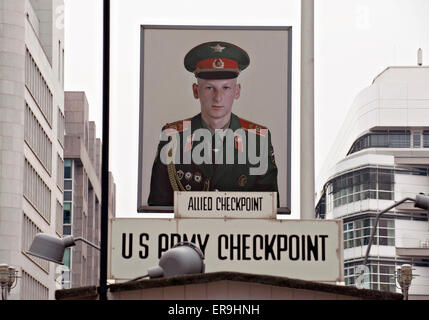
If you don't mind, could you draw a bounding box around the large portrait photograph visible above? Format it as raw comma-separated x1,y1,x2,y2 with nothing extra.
137,25,291,214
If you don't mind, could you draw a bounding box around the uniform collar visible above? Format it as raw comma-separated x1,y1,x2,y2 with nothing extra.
199,114,233,136
229,113,242,131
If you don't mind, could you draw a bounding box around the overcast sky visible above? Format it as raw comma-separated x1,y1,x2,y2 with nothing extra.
64,0,429,219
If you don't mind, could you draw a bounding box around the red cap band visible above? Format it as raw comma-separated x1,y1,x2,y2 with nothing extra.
196,58,238,71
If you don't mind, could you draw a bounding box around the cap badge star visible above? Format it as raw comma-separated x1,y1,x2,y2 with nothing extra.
210,44,226,52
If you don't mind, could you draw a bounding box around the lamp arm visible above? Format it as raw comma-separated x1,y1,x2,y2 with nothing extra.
74,237,101,251
363,197,415,266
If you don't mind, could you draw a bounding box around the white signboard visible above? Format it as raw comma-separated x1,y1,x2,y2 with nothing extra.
109,218,343,282
174,191,277,219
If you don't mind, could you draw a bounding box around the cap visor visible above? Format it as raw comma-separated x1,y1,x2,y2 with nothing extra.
196,71,238,80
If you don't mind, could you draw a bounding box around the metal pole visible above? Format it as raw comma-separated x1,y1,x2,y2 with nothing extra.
362,197,415,266
402,288,408,300
300,0,315,219
99,0,110,301
75,237,101,251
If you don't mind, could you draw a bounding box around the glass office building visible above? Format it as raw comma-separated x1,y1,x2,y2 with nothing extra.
316,66,429,299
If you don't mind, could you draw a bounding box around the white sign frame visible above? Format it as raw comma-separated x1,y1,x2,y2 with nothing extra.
137,25,292,214
109,218,344,282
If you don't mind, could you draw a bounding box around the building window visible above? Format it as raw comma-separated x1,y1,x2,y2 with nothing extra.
345,261,397,293
63,162,73,235
63,225,71,235
25,48,53,127
62,248,71,289
21,270,49,300
64,180,72,190
318,166,429,219
56,201,63,236
368,262,397,292
370,132,388,147
63,248,71,268
423,131,429,148
64,159,72,179
22,214,49,272
315,193,326,219
64,191,72,201
63,202,71,224
343,217,395,249
389,130,411,148
57,107,65,147
23,159,51,222
24,104,52,174
348,129,411,155
327,167,394,209
413,131,422,148
64,159,73,235
57,154,64,191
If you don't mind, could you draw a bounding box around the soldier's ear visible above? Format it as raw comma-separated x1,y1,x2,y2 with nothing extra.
234,83,241,99
192,83,199,99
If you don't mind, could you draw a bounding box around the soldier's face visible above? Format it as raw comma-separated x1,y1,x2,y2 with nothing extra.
192,78,241,124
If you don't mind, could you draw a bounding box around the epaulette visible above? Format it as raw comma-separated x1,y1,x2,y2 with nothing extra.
164,118,192,136
239,117,267,137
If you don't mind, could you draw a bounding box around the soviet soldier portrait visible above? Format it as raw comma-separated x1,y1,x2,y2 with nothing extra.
148,41,279,206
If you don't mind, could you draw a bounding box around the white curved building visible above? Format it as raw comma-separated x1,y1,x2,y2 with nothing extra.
316,65,429,299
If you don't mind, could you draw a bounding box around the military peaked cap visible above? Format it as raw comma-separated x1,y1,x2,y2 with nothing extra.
184,41,250,79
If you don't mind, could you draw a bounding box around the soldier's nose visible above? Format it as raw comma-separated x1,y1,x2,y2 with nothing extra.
213,90,222,102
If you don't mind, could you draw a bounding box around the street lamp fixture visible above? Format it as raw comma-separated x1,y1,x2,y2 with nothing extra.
127,241,206,282
0,263,19,300
396,264,413,300
415,193,429,214
26,233,100,265
147,241,205,279
27,235,205,287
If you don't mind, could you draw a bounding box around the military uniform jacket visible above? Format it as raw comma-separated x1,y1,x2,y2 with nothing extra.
148,113,279,206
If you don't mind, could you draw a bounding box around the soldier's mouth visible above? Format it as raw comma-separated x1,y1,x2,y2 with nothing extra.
212,105,224,109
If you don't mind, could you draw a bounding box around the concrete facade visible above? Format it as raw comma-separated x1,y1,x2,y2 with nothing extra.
0,0,64,300
63,91,116,289
316,66,429,299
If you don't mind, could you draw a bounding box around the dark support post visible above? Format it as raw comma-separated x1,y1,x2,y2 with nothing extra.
100,0,110,300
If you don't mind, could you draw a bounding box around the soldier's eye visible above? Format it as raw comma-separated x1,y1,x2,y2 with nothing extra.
223,86,231,90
